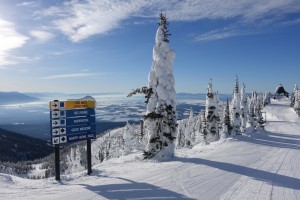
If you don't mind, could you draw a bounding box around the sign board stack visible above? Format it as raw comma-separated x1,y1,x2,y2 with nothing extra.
49,99,97,180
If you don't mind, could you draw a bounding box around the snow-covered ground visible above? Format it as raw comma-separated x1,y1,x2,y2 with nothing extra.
1,98,300,200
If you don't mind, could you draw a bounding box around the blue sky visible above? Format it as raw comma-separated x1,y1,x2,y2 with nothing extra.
0,0,300,94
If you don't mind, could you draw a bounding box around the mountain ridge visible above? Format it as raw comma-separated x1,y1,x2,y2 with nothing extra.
0,91,39,105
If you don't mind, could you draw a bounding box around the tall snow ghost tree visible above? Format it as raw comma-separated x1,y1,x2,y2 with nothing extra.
240,83,248,133
205,80,220,141
143,12,177,159
231,76,241,135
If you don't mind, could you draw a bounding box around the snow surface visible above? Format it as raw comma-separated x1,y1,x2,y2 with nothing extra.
1,98,300,200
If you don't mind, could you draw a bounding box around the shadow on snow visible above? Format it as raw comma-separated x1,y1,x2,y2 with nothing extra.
175,157,300,190
237,130,300,151
80,177,193,200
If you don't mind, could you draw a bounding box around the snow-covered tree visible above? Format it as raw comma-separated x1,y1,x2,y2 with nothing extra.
184,108,195,147
247,97,255,132
231,76,241,135
205,80,220,141
223,99,232,133
240,83,248,133
143,13,177,159
199,110,208,145
291,84,298,108
220,123,228,141
293,88,300,114
122,122,140,156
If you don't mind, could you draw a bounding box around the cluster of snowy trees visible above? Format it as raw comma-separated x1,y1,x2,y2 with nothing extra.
176,77,270,148
290,84,300,115
0,161,34,177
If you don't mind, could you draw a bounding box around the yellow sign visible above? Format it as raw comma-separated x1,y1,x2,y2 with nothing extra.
50,100,96,110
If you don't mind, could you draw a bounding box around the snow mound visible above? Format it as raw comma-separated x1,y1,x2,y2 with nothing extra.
0,173,14,185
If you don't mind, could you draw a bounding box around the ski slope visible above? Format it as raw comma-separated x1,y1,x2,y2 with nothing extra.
1,98,300,200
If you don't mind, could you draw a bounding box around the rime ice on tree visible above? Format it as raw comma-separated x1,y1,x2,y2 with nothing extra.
205,80,220,141
240,83,248,133
231,76,241,135
142,13,177,159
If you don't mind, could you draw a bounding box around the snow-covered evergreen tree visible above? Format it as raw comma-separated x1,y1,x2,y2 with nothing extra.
123,122,139,156
184,108,195,147
220,123,228,141
205,80,220,141
293,88,300,114
143,13,177,159
223,99,232,133
199,110,208,145
231,76,241,135
291,84,298,108
240,83,248,133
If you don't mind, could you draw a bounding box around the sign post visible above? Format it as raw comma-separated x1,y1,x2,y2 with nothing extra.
87,139,92,175
55,144,60,181
50,98,96,180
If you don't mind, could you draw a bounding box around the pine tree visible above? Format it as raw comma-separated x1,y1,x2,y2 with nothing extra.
184,108,195,147
240,83,248,133
142,12,177,159
200,110,208,145
224,99,232,133
231,76,241,135
247,94,255,132
205,80,220,141
158,12,171,43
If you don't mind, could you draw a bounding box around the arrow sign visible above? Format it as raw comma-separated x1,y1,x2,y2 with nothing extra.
52,137,60,145
50,108,95,119
52,129,60,136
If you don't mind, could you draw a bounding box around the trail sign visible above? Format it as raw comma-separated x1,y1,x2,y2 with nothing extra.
50,97,97,179
51,124,96,136
51,116,96,128
50,108,95,119
50,100,96,110
67,133,96,143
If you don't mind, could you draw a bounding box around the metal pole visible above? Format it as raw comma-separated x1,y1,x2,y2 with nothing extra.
55,144,60,181
87,139,92,175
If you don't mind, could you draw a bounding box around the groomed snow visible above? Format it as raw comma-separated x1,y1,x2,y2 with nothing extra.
1,98,300,200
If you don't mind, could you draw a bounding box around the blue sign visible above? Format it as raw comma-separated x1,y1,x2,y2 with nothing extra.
51,116,96,128
50,108,95,119
52,124,96,136
67,133,96,143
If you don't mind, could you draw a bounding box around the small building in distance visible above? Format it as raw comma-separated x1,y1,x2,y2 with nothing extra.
275,84,289,98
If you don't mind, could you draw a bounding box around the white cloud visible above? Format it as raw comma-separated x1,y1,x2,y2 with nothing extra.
30,30,54,43
194,26,261,42
41,72,100,80
0,18,29,68
16,1,38,7
36,0,300,42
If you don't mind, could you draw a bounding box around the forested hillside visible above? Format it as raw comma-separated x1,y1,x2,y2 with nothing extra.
0,128,52,162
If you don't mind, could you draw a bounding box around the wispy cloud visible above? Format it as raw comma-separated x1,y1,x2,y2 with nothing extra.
35,0,300,42
194,26,261,42
0,18,29,68
41,72,100,80
30,30,54,43
16,1,38,7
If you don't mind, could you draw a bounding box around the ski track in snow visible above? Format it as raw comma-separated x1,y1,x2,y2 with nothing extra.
1,98,300,200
